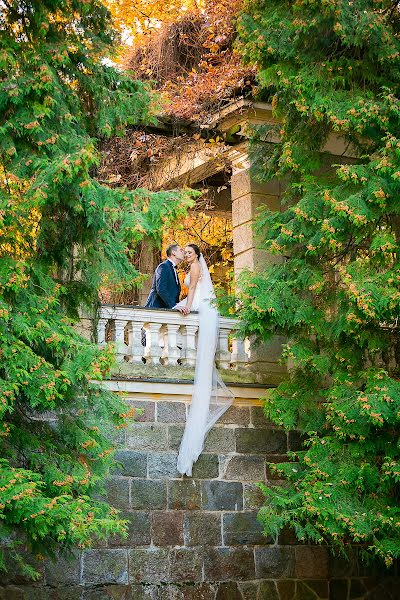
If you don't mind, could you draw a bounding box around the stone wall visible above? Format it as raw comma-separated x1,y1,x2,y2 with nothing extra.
1,386,399,600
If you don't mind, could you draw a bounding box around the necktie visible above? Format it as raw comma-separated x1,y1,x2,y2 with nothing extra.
173,264,179,286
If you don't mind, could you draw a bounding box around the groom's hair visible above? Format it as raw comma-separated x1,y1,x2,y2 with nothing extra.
166,243,179,257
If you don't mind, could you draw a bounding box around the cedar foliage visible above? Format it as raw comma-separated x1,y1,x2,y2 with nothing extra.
237,0,400,565
0,0,193,576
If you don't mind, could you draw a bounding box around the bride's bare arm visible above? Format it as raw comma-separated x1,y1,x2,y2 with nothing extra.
183,262,201,314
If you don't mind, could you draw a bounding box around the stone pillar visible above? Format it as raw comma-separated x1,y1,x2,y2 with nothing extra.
231,155,282,277
231,154,286,384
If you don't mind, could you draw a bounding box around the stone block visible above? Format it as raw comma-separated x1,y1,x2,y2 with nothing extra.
157,583,216,600
235,428,287,454
257,581,280,600
82,585,133,600
105,476,130,509
329,579,349,600
112,450,147,478
157,401,186,423
250,406,276,429
44,552,81,586
126,399,155,422
288,430,306,451
168,480,201,510
239,582,263,600
202,480,243,511
295,581,321,600
131,479,167,510
243,483,266,510
168,425,184,450
109,511,151,547
276,580,296,600
255,547,295,579
203,427,236,453
147,452,179,478
223,512,269,546
215,581,243,600
81,549,128,585
295,546,329,579
232,222,254,255
204,548,255,581
129,548,170,584
126,423,168,451
183,512,222,546
222,455,266,482
151,511,184,546
231,169,281,201
129,585,158,600
303,580,329,598
219,405,251,426
169,548,203,582
191,454,219,479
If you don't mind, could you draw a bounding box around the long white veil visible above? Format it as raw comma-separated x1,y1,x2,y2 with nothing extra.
177,254,234,476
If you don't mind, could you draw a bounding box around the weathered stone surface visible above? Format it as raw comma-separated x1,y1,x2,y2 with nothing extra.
129,548,170,583
202,481,243,511
295,546,329,579
81,549,128,585
131,479,167,510
105,476,130,509
223,455,266,482
191,454,219,479
82,584,133,600
250,406,276,428
126,423,168,451
257,580,280,600
126,400,155,422
329,579,349,600
288,430,305,451
112,450,147,478
109,511,151,547
151,511,184,546
243,483,266,510
236,428,287,454
349,578,367,598
276,580,296,600
157,401,186,423
147,452,179,478
305,580,329,598
215,581,243,600
255,547,295,579
219,406,251,426
44,552,81,586
183,512,222,546
168,480,201,510
128,585,158,600
204,548,255,581
295,581,319,600
203,427,236,453
169,548,203,582
168,425,184,450
239,581,261,600
223,511,268,546
157,583,216,600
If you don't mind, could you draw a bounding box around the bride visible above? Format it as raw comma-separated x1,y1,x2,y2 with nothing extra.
174,244,234,476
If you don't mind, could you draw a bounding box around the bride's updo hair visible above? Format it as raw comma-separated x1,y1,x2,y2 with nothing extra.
187,243,201,259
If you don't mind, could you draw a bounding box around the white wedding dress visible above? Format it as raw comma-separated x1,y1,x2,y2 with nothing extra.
174,255,234,476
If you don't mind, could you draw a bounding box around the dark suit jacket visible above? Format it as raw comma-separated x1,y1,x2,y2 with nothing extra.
145,260,181,309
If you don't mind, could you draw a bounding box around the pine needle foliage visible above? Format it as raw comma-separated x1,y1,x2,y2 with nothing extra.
0,0,194,577
237,0,400,565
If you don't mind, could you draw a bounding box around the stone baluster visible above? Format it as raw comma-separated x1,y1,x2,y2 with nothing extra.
231,336,248,369
216,326,231,369
181,325,198,367
146,322,162,365
114,319,128,362
97,318,108,347
127,320,145,363
166,323,181,365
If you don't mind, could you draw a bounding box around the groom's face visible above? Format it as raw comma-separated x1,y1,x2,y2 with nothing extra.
171,245,185,262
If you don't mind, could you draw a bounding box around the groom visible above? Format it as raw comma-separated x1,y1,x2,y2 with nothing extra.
145,244,185,310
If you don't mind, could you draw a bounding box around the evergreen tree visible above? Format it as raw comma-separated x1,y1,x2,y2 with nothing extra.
0,0,193,576
237,0,400,564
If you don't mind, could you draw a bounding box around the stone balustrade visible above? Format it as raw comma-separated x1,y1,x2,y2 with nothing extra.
97,305,249,370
